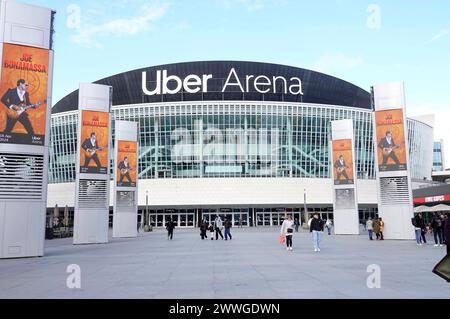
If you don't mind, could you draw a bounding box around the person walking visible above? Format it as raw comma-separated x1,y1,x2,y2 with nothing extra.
310,213,323,252
366,218,374,240
200,219,208,240
165,217,175,240
214,215,224,240
224,218,232,240
280,214,295,251
431,213,444,247
208,223,215,240
373,218,381,240
294,218,300,232
379,217,385,240
325,219,333,235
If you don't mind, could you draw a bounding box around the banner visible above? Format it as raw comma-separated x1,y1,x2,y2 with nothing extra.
116,140,137,187
79,110,109,174
0,43,49,146
375,109,407,172
332,139,354,185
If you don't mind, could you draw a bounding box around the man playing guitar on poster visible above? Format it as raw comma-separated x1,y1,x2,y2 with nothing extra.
378,130,401,165
334,154,350,181
1,79,44,135
81,132,104,168
118,156,133,184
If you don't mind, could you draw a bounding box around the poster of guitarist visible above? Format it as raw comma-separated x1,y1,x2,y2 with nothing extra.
79,110,109,174
81,132,105,170
334,155,350,182
332,139,354,185
379,131,401,166
116,140,137,187
0,43,49,146
375,109,407,172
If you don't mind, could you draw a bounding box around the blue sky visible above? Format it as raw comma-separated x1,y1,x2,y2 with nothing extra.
25,0,450,167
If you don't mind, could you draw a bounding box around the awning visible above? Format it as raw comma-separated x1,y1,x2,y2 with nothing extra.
431,204,450,212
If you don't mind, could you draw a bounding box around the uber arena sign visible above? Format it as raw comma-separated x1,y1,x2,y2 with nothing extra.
142,68,304,96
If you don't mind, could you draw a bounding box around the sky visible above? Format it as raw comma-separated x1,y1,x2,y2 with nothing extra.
23,0,450,168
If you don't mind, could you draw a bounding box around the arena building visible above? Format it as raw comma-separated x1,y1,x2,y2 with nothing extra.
47,61,434,228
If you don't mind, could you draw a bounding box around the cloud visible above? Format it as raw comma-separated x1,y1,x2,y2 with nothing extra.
71,1,169,48
311,53,364,74
216,0,272,11
428,28,449,43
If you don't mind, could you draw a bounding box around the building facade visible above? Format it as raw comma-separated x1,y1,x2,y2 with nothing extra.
48,61,433,228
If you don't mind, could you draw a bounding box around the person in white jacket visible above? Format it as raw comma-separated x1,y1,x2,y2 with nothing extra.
280,214,295,251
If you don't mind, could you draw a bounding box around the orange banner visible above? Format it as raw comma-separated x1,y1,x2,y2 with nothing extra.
375,109,407,172
116,140,137,187
0,43,49,145
332,139,354,185
79,110,110,174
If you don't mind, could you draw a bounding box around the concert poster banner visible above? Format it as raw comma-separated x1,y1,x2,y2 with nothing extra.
375,109,407,172
116,140,137,187
0,43,49,146
332,139,354,185
79,110,109,174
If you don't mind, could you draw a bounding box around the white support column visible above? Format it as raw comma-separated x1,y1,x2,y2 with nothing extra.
0,1,55,258
113,120,139,238
73,83,112,245
331,120,359,235
372,82,414,240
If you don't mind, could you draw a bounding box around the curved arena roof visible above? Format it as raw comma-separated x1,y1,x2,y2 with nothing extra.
52,61,372,114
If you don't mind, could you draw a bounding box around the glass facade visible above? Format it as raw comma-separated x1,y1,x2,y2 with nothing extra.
49,102,376,184
433,141,444,171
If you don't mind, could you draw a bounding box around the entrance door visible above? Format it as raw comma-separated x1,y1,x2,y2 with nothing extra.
179,214,187,227
187,214,194,227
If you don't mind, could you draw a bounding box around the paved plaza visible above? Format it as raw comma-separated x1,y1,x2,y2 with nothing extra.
0,227,449,299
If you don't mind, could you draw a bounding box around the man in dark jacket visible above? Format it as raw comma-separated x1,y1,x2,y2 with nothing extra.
200,219,208,240
224,218,232,240
310,213,323,252
165,217,175,240
431,214,444,247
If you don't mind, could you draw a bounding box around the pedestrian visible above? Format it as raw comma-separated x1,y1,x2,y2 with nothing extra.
412,214,424,245
310,213,323,252
325,219,333,235
214,215,224,240
445,213,450,254
200,219,208,240
280,214,295,251
165,217,175,240
379,217,385,240
431,213,444,247
373,218,380,240
208,223,215,240
224,218,232,240
239,218,243,228
366,218,374,240
294,218,300,232
441,213,447,245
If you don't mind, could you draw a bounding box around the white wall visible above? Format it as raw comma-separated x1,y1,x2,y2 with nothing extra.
48,178,378,208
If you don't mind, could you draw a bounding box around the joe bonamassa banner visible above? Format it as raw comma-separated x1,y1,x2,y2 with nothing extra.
375,109,407,172
116,140,137,187
79,111,109,174
0,43,49,146
332,139,354,185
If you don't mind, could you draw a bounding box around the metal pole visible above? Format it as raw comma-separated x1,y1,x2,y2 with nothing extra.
303,188,308,228
146,190,149,229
